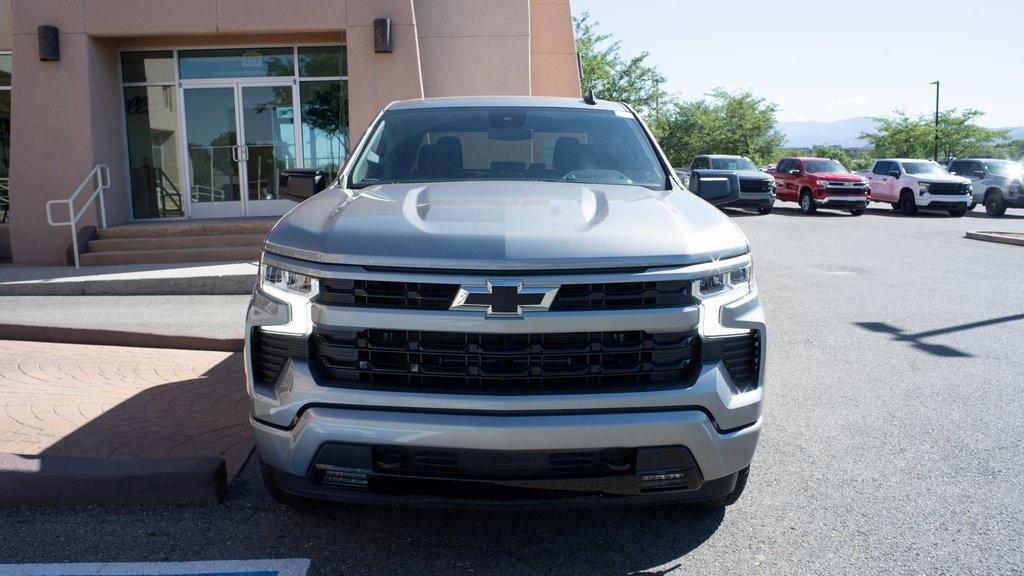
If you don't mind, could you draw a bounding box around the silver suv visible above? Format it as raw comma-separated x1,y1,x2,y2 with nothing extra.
246,96,765,509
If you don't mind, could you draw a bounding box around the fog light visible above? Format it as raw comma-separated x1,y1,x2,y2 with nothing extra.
640,471,691,492
317,464,369,489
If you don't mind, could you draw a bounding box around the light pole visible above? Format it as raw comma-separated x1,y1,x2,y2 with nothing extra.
930,80,940,162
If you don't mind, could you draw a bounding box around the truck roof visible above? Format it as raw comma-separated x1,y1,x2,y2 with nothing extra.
783,157,832,162
699,154,750,159
387,96,630,112
876,158,941,163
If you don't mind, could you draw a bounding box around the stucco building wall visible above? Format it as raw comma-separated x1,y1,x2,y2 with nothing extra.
4,0,579,264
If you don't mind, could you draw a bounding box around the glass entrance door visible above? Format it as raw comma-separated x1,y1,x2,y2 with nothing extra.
183,86,243,218
183,82,298,218
239,84,298,217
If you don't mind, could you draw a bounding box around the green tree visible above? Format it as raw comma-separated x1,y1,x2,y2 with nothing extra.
861,109,1008,160
574,12,668,122
658,88,784,166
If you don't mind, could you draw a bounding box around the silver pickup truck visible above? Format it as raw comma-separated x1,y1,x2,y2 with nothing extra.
247,96,765,509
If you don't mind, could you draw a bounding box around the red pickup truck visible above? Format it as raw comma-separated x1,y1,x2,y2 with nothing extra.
770,157,869,215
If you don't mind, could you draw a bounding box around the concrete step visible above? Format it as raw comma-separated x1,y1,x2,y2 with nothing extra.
97,217,277,240
88,233,266,253
80,246,261,266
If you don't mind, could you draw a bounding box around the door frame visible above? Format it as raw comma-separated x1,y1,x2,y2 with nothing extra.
179,78,303,219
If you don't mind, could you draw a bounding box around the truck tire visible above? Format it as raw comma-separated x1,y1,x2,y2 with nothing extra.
260,458,315,509
799,190,816,214
900,190,918,215
968,201,977,211
948,208,966,217
985,190,1007,217
694,466,750,509
850,208,865,216
758,205,773,215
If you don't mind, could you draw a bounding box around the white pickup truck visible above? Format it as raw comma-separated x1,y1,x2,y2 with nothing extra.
862,158,972,216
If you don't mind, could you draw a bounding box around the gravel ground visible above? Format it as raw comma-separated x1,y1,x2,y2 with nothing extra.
0,204,1022,575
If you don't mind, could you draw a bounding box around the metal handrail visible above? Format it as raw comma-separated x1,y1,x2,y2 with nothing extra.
46,164,110,268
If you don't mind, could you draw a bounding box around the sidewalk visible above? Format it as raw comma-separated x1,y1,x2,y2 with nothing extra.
0,339,252,506
0,261,257,296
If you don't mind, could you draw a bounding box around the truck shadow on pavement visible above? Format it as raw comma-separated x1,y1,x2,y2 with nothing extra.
855,313,1024,357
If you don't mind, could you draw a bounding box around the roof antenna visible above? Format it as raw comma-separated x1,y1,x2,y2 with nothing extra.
583,88,597,105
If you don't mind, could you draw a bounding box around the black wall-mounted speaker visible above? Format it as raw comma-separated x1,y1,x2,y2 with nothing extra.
374,18,393,53
38,25,60,61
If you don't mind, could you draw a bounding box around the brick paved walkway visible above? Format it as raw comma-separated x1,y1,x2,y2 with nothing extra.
0,340,252,480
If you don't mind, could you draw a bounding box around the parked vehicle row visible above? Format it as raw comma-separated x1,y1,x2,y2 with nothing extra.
678,154,1023,217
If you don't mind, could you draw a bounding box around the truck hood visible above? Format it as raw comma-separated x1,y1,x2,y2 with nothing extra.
265,181,750,270
806,172,866,182
733,169,773,181
913,173,971,184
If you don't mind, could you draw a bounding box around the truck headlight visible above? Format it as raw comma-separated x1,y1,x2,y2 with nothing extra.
918,182,930,194
816,180,831,190
260,263,318,298
694,259,754,337
256,259,319,335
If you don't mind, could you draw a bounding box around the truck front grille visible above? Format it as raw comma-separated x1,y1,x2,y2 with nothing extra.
739,179,772,194
927,182,970,195
317,279,695,311
311,328,701,394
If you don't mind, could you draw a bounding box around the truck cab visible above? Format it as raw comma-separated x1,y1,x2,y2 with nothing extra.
948,158,1024,217
865,159,971,217
770,157,869,215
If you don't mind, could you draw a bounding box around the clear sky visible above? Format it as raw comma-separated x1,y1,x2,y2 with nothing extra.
570,0,1024,127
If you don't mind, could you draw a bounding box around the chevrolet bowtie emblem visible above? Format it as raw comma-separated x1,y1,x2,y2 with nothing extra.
450,280,559,318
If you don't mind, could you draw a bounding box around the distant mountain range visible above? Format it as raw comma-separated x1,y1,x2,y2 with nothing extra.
778,117,1024,149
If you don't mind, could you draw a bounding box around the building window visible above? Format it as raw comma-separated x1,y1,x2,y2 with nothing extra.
299,47,348,178
0,53,11,224
122,51,183,219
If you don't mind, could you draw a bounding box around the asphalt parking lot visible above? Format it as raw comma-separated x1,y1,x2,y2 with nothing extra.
1,205,1023,575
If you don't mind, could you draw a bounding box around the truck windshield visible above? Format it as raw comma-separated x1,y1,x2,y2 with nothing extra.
710,157,758,171
984,160,1024,176
902,162,947,175
803,160,848,174
348,106,668,190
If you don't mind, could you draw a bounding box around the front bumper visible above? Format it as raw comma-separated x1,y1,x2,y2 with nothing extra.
246,255,765,506
918,192,971,209
816,195,867,209
729,193,775,208
255,409,761,508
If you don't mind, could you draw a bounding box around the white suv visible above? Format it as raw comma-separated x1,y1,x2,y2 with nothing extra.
865,159,972,216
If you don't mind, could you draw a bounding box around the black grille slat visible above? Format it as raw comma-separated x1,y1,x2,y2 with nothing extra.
312,328,701,394
703,331,761,391
317,279,695,311
251,329,310,384
377,447,628,479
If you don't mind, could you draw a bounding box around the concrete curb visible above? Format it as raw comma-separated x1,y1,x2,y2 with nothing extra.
0,324,243,352
0,274,255,296
0,453,228,507
965,231,1024,247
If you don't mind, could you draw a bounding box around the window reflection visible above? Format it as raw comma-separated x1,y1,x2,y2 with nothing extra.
301,80,348,178
124,86,184,218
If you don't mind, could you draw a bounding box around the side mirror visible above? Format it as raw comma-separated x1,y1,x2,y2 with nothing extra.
971,170,985,179
690,170,741,206
888,170,901,178
279,168,328,202
788,169,801,176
